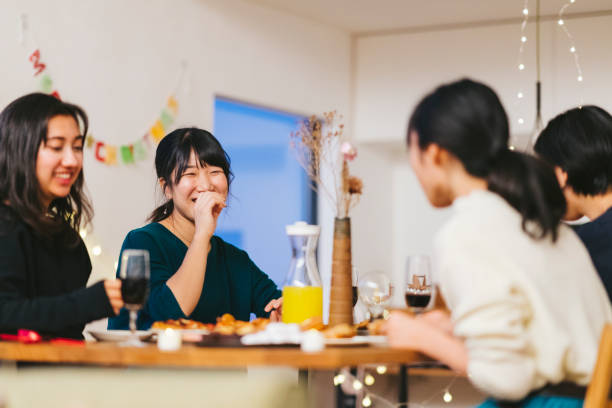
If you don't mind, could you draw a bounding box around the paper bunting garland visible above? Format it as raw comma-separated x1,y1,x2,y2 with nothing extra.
26,46,180,166
86,96,178,165
27,49,61,100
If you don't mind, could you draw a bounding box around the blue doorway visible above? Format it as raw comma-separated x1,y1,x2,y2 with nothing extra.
213,97,316,287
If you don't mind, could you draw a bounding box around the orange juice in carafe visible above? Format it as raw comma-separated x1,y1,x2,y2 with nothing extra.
282,286,323,323
282,222,322,324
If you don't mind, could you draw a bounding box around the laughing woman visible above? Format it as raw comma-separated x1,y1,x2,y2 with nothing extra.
0,93,123,339
109,128,281,330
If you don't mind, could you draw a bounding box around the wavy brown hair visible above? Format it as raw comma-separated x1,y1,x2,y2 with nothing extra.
0,93,93,246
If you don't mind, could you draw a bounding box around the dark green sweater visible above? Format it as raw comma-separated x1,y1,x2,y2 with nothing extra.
108,223,281,330
0,204,114,339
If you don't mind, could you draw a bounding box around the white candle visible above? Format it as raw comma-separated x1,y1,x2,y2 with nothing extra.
300,329,324,353
157,329,182,351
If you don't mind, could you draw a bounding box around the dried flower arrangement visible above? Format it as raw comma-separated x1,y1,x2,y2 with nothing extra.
290,111,363,218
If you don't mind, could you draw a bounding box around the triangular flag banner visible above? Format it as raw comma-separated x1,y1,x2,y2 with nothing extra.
142,132,152,146
39,74,52,93
25,46,180,166
120,145,134,164
29,49,46,76
95,142,106,162
133,140,147,161
150,120,165,143
167,96,178,115
160,109,174,129
105,145,117,165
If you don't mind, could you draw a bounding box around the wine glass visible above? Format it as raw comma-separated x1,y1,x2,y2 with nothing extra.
405,255,434,314
358,271,392,321
119,249,150,347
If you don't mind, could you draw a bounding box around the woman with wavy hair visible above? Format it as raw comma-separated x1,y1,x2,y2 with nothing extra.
0,93,123,339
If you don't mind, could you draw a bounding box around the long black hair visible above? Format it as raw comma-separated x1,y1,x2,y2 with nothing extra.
408,78,566,241
0,93,92,245
149,127,233,222
535,105,612,196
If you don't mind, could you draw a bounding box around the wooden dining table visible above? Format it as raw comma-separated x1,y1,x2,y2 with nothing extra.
0,340,422,369
0,340,432,408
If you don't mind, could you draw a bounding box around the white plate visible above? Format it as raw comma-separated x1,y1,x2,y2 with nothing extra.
88,330,153,342
325,335,387,347
150,328,211,336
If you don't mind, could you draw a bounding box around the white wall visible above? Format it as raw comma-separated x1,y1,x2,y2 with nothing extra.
351,14,612,299
3,0,610,328
0,0,351,297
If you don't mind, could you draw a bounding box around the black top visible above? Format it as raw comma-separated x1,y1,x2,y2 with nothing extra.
108,223,281,330
574,206,612,302
0,204,114,339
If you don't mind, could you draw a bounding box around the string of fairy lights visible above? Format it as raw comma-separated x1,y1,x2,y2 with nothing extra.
514,0,585,143
512,0,531,149
342,5,586,406
557,0,585,106
333,366,459,407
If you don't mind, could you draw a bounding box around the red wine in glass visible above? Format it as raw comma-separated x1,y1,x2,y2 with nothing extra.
119,249,150,347
352,286,358,307
405,256,434,314
121,277,149,306
405,293,431,308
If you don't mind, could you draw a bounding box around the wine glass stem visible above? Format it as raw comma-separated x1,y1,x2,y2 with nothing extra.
129,309,137,334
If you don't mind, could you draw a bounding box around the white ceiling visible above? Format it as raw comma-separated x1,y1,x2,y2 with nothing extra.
243,0,612,34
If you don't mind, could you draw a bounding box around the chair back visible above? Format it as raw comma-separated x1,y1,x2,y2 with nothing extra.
585,323,612,408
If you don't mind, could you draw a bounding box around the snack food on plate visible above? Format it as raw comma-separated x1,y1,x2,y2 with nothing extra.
299,316,385,338
321,323,356,339
151,318,213,331
299,316,325,331
152,314,270,336
367,319,385,335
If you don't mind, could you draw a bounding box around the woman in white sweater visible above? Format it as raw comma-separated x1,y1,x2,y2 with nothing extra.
385,78,612,407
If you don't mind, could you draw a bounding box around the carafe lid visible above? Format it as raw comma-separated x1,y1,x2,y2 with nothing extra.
286,221,320,236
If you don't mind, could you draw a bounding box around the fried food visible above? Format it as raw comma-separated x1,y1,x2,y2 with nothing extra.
299,317,385,338
355,320,369,330
152,314,269,336
367,319,385,335
217,313,235,325
151,319,212,330
299,316,325,331
321,323,356,339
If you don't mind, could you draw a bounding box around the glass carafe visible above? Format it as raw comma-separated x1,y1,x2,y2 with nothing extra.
282,221,323,324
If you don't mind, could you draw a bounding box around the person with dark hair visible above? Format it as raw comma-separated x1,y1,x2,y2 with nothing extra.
108,128,281,330
0,93,123,339
534,105,612,301
385,79,612,407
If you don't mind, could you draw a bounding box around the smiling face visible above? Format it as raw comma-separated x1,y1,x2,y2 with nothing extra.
163,150,229,223
35,115,84,209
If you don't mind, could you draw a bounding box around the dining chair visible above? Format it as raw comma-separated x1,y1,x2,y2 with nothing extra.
584,323,612,408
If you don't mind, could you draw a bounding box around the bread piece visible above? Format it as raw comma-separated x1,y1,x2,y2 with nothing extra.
322,323,356,339
300,316,325,331
367,319,385,335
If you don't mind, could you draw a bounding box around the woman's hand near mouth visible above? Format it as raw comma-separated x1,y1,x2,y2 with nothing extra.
193,191,226,241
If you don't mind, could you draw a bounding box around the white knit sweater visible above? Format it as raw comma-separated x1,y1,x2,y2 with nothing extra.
434,189,612,400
